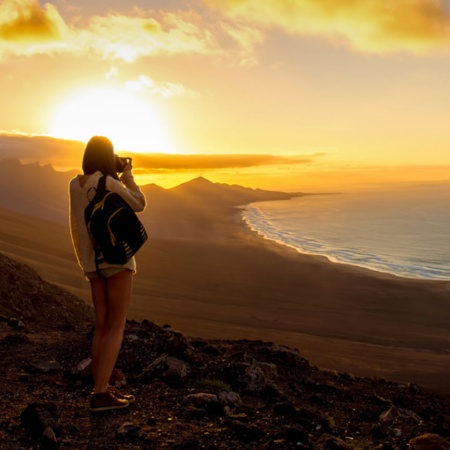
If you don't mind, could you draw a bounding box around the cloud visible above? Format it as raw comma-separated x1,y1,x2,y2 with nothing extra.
219,21,265,66
0,133,317,172
204,0,450,54
132,153,316,171
124,75,198,98
0,1,217,61
0,1,265,65
0,133,84,167
79,12,216,62
0,0,68,55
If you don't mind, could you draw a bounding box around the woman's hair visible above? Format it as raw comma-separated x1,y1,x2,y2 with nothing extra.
82,136,119,180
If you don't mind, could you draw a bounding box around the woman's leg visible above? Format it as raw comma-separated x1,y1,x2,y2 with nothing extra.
90,270,133,394
89,276,109,390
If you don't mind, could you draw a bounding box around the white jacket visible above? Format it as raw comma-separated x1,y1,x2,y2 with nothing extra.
69,170,146,274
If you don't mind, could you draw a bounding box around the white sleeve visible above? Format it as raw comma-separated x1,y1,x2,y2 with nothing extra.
69,183,83,266
107,172,146,212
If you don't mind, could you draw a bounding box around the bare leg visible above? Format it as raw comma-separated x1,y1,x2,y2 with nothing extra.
90,276,108,386
89,270,133,393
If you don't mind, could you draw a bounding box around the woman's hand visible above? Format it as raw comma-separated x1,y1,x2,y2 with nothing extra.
123,158,133,172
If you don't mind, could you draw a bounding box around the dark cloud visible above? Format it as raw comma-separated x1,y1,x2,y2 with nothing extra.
0,133,318,171
131,153,316,170
0,134,84,167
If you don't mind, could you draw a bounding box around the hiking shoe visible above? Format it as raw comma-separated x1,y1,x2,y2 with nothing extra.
108,385,136,404
90,391,129,412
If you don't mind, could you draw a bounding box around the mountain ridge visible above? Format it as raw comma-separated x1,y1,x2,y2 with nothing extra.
0,158,304,225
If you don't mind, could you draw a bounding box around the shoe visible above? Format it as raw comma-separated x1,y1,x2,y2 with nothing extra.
108,385,136,404
90,391,129,412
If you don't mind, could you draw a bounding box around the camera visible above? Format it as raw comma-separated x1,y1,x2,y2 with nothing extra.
115,156,132,173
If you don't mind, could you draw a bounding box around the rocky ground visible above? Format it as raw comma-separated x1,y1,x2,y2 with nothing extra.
1,253,450,449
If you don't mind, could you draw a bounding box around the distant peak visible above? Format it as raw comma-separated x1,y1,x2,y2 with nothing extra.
191,176,212,184
176,176,214,188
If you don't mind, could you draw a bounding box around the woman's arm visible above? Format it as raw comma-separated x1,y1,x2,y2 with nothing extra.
108,171,147,212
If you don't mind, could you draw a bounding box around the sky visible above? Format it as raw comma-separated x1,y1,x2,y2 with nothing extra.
1,0,450,190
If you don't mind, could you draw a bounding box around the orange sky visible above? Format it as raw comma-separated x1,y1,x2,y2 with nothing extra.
1,0,450,190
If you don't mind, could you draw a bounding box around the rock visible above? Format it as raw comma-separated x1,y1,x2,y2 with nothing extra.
226,362,276,394
18,372,30,382
0,333,30,346
230,421,265,442
189,339,223,356
370,424,384,440
217,390,241,408
274,401,298,417
20,402,61,443
315,435,349,449
184,406,208,419
186,393,222,413
75,357,92,379
28,358,61,373
7,317,25,329
407,383,422,394
227,412,248,421
125,334,140,341
283,425,310,446
161,356,188,387
109,368,127,387
142,353,169,379
163,327,190,356
142,354,189,387
369,395,392,406
409,433,450,449
116,421,142,440
297,408,333,433
379,406,422,423
379,406,401,423
42,426,58,443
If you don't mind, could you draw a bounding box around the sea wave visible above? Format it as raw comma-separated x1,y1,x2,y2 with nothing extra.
242,202,450,281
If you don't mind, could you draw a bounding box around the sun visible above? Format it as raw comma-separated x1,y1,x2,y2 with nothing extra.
49,86,176,153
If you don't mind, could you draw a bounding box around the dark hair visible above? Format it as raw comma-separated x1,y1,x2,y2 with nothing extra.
82,136,119,180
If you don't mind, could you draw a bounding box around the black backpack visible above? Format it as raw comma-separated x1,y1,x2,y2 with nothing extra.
84,175,147,275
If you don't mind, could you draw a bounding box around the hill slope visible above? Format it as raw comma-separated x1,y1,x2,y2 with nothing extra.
0,252,92,330
1,252,450,449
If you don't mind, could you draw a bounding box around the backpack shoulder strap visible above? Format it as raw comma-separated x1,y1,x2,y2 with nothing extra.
97,174,107,192
86,174,107,203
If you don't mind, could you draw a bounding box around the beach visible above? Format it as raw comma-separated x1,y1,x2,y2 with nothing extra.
1,202,450,393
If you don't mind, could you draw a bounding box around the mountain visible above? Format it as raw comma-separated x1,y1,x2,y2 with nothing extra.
169,176,303,206
0,159,303,226
0,158,77,224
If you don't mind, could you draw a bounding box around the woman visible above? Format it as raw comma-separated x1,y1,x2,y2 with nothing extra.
69,136,146,412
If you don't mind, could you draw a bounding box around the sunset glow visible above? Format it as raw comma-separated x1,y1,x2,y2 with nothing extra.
49,86,175,154
2,0,450,190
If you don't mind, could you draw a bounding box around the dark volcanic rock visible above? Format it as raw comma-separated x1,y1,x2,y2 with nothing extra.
1,253,450,449
0,253,93,331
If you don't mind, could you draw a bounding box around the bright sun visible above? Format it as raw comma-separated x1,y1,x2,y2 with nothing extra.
49,86,175,153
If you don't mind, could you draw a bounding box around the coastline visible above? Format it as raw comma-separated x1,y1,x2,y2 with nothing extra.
242,198,450,282
1,204,450,393
131,204,450,393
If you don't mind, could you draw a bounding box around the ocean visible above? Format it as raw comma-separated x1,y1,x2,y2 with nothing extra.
242,183,450,280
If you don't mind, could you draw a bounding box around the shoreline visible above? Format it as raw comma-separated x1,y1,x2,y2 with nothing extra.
242,198,450,281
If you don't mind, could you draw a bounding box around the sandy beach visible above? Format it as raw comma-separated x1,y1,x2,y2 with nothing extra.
1,201,450,393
